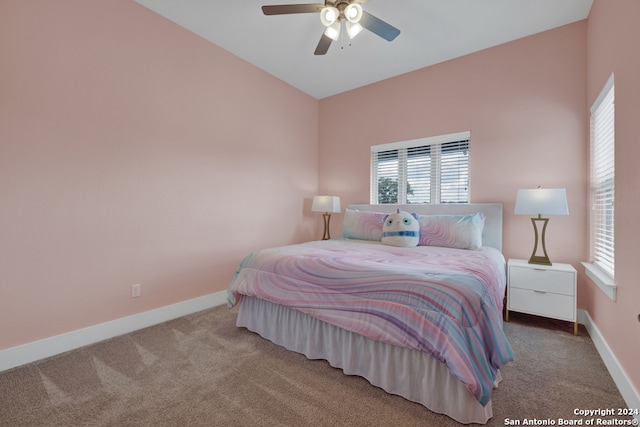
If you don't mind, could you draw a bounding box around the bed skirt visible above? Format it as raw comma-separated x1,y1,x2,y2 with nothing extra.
236,296,498,424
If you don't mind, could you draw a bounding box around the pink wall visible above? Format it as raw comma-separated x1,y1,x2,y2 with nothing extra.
319,22,588,268
586,0,640,396
0,0,319,350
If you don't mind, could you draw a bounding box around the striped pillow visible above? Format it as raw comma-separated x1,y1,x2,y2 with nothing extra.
341,209,386,241
418,213,485,250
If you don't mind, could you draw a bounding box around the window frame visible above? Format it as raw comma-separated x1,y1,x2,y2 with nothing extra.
584,73,616,300
370,131,471,205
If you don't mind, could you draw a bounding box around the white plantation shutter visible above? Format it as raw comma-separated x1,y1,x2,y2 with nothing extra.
371,149,401,203
371,132,470,204
589,74,615,278
440,141,470,203
407,145,431,204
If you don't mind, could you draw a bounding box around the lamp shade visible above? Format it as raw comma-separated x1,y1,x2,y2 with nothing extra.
320,6,339,26
324,20,341,41
346,21,363,39
514,188,569,216
344,3,363,23
312,195,341,213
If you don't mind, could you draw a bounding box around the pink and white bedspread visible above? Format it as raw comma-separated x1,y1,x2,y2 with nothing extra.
227,239,514,406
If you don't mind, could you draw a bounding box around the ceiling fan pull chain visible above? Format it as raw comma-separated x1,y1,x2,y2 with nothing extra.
340,20,353,51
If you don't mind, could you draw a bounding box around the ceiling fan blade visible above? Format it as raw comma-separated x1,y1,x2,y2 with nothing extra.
360,11,400,41
262,4,324,15
314,33,332,55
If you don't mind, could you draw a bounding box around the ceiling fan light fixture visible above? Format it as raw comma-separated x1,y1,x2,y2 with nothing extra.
262,1,401,55
346,21,363,39
344,3,363,23
324,20,341,41
320,6,339,26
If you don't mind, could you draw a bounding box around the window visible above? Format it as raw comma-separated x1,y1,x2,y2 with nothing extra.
585,73,615,299
371,131,470,204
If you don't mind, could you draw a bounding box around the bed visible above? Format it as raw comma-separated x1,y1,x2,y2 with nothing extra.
227,203,513,424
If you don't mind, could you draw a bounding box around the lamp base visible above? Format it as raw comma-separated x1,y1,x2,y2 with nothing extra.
528,215,553,265
321,212,332,240
528,255,552,266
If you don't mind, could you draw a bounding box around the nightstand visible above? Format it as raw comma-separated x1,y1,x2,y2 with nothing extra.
506,259,578,335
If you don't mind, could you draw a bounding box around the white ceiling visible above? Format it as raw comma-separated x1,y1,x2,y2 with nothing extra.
134,0,593,99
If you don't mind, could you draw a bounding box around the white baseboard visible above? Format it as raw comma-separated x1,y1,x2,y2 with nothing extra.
578,309,640,422
0,291,227,373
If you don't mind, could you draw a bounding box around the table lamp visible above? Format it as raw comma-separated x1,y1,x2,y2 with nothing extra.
514,187,569,265
312,195,341,240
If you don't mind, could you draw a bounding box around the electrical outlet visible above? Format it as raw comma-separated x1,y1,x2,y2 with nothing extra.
131,284,141,298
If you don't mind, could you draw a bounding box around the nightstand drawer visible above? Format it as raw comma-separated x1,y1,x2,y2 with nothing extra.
509,266,574,296
508,287,575,321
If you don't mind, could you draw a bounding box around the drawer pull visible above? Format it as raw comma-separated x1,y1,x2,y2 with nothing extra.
534,290,547,294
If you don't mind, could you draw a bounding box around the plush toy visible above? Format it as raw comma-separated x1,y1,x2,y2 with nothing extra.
381,209,420,247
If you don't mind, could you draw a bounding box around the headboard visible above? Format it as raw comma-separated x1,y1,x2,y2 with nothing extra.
347,203,503,252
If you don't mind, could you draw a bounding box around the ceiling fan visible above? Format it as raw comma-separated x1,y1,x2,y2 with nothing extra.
262,1,401,55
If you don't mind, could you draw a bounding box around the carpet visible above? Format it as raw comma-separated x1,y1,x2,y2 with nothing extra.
0,306,630,426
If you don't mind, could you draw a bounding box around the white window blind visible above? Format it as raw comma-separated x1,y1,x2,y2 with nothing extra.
371,132,470,204
589,74,615,278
